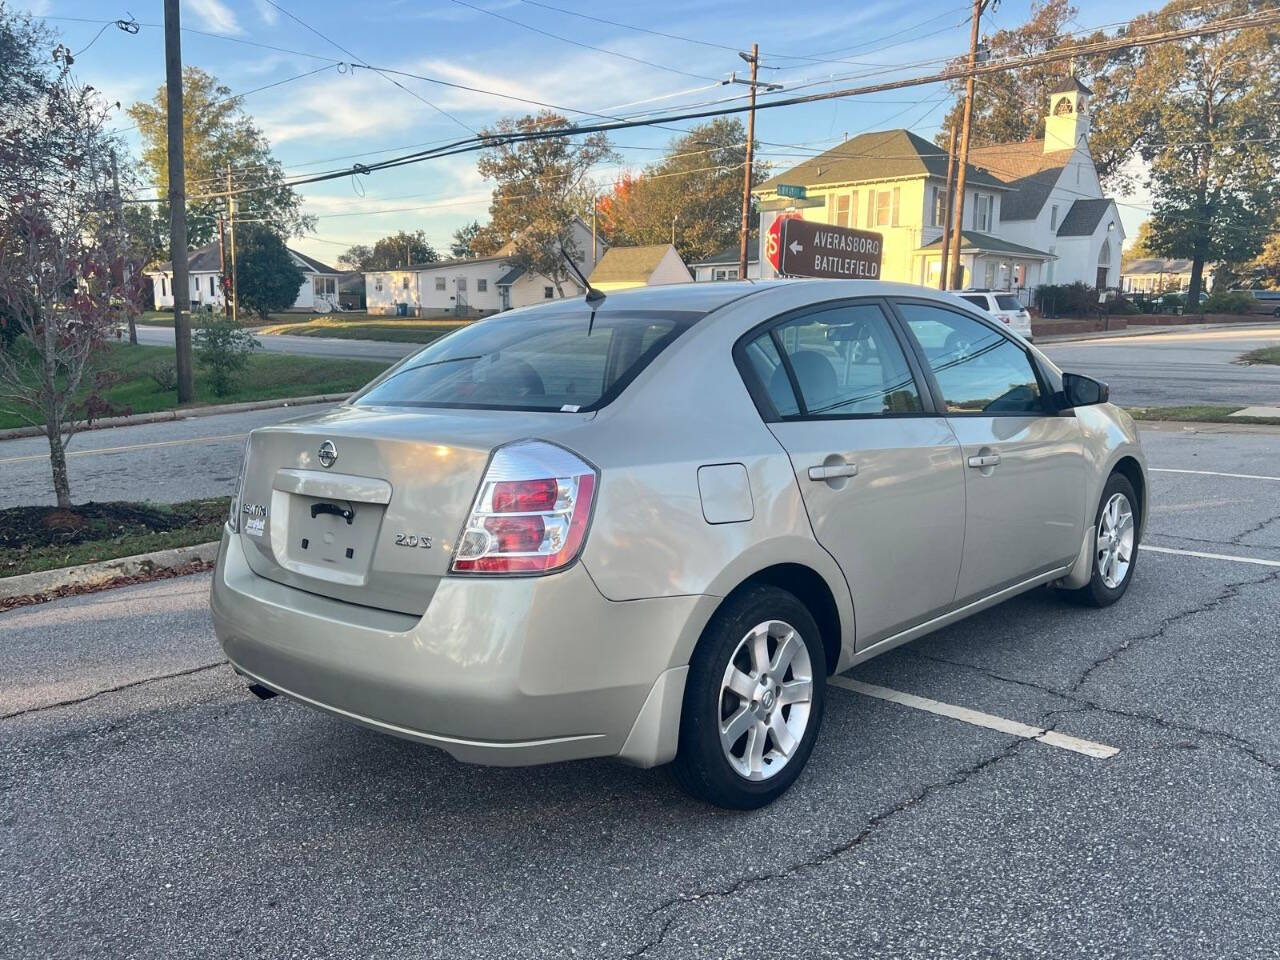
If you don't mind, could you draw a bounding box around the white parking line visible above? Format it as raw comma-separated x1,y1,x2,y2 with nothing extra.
1151,468,1280,482
0,433,245,465
1139,544,1280,568
829,676,1120,759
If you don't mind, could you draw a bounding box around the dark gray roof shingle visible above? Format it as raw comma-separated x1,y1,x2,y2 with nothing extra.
918,231,1053,258
757,129,1007,193
1056,199,1113,236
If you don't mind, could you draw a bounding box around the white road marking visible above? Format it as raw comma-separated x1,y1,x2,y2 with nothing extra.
0,433,245,465
829,676,1120,760
1151,467,1280,482
1139,544,1280,568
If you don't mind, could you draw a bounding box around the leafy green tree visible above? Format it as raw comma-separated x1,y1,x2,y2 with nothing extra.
476,112,616,294
450,220,485,258
234,225,304,322
1124,220,1159,259
194,312,259,396
338,231,438,270
127,67,313,247
1123,0,1280,303
598,118,764,264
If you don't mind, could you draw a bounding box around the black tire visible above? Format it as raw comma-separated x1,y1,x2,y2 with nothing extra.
670,584,827,809
1062,471,1140,607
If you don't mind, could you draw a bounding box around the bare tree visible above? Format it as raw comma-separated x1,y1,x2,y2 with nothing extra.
0,40,139,508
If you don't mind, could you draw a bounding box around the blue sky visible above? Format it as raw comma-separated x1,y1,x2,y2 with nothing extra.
27,0,1153,264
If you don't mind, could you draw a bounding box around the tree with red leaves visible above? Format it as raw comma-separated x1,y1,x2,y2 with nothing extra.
0,17,142,508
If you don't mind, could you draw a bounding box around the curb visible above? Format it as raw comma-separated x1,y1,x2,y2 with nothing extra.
0,394,348,441
1035,320,1278,344
0,541,220,602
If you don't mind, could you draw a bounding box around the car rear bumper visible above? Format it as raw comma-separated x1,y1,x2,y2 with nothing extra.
211,529,717,767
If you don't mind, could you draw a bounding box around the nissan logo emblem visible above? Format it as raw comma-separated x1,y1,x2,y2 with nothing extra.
317,440,338,469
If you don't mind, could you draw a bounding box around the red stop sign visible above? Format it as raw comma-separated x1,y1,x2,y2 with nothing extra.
765,212,802,273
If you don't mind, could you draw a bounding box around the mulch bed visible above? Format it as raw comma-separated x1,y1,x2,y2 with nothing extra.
0,500,227,552
0,558,215,613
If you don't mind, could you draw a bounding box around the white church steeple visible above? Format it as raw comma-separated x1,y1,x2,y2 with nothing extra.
1044,76,1091,153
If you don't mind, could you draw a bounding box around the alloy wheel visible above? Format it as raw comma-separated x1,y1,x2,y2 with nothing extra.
718,620,814,781
1096,492,1135,589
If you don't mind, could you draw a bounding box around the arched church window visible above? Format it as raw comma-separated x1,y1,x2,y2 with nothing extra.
1098,241,1111,267
1054,96,1074,116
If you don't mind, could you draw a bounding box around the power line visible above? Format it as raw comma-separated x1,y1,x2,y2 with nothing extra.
446,0,725,83
123,11,1280,206
260,0,478,135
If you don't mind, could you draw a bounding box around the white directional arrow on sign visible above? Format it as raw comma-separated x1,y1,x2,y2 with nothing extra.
788,240,803,254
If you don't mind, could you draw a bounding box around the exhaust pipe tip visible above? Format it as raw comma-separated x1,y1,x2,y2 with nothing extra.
246,682,279,700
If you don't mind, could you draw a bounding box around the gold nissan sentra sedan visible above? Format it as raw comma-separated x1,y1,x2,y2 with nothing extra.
211,280,1146,808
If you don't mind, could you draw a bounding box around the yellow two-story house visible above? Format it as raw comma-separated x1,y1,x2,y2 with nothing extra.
751,81,1125,297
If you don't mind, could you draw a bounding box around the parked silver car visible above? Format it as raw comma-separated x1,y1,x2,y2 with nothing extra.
211,280,1147,808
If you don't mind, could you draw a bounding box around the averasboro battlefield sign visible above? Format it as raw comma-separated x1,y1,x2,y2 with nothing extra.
768,217,884,280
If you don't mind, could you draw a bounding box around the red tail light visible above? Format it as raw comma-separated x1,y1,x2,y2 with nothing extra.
451,441,597,575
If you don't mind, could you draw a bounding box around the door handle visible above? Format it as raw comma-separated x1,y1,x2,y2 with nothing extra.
808,463,858,481
967,454,1001,469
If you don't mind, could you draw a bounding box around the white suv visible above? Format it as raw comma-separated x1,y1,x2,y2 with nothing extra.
955,290,1034,341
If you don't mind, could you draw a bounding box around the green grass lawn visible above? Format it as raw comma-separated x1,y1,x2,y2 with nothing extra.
256,316,469,343
0,342,391,430
0,498,228,578
1239,346,1280,365
1127,405,1280,426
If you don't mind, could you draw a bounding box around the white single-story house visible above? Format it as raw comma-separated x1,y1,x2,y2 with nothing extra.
364,218,604,316
588,244,693,291
147,241,342,312
691,238,762,282
1120,258,1217,294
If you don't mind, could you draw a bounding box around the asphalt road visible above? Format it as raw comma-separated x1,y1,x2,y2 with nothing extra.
1040,324,1280,407
3,428,1278,959
0,405,320,509
134,325,417,363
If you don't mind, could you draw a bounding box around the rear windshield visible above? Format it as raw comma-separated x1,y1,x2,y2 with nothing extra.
995,295,1023,311
353,308,700,412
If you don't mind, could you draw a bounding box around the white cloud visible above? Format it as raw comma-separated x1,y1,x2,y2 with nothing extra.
253,0,280,25
184,0,243,36
23,0,53,15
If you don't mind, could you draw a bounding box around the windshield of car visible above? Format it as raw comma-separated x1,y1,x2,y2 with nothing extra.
995,295,1023,311
353,308,700,412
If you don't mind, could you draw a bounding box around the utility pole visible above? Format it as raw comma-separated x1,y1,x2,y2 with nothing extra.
217,214,226,309
227,167,239,326
671,213,678,247
738,43,759,280
947,0,993,291
164,0,194,402
939,127,957,290
590,195,598,270
109,150,138,345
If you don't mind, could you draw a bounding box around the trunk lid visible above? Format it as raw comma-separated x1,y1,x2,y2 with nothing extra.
238,403,591,615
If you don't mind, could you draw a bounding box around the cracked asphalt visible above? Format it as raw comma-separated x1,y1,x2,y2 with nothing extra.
3,428,1279,959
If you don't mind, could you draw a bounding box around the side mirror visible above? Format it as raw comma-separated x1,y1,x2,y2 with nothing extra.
1061,372,1109,408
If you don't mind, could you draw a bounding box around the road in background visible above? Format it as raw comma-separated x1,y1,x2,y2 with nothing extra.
134,325,417,363
3,428,1278,958
0,406,315,508
1041,324,1280,407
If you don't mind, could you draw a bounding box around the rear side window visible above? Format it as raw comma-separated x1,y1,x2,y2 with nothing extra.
355,309,698,412
959,295,989,310
897,303,1044,415
744,302,922,418
995,295,1023,311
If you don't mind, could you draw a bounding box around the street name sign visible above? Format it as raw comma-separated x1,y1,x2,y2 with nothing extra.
776,184,808,199
775,219,883,280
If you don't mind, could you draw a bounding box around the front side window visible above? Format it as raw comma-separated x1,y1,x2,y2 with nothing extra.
744,302,922,418
477,278,487,292
435,277,446,291
833,193,851,228
897,303,1044,415
873,188,900,228
995,295,1023,311
355,309,699,412
932,186,949,227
